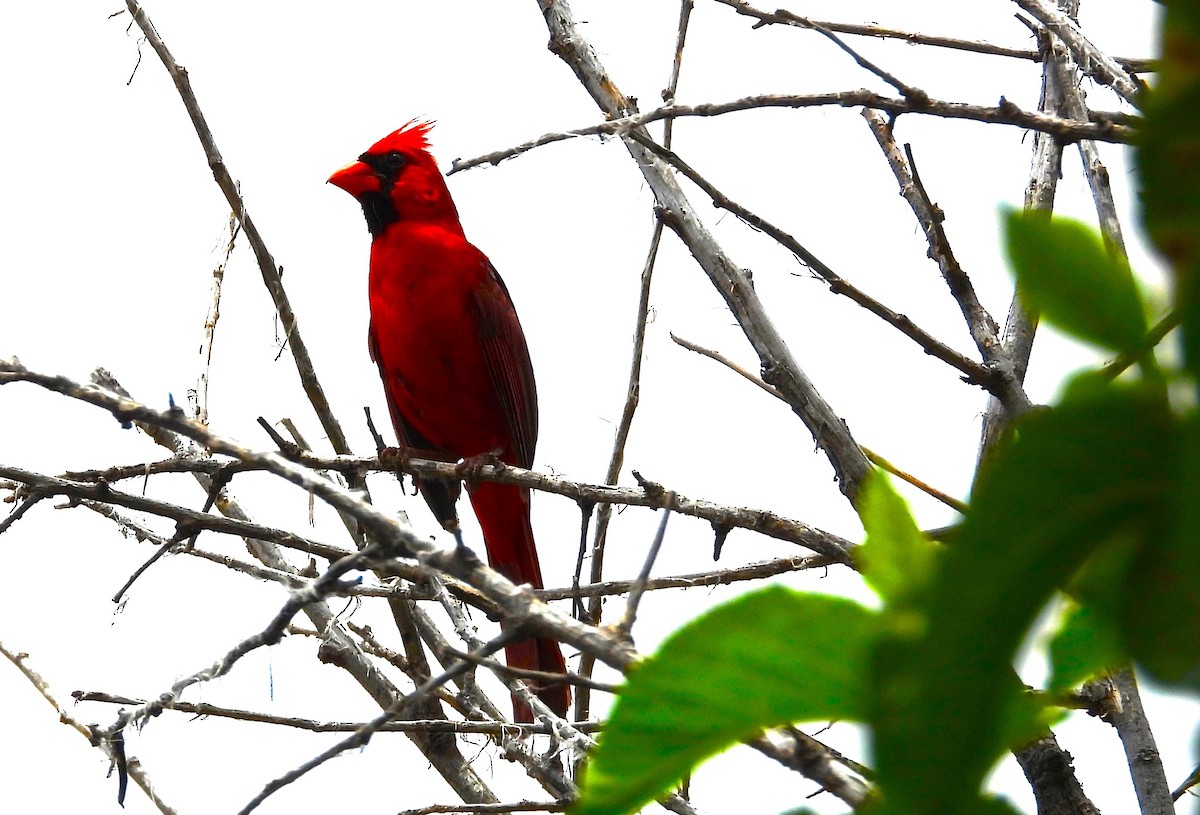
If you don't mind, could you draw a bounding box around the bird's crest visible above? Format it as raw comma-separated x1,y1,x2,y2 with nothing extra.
370,119,435,155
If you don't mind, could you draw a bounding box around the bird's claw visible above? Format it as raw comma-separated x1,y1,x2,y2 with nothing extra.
455,449,504,489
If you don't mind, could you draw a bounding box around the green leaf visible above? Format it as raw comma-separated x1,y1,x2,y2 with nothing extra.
977,797,1026,815
574,586,877,815
856,470,938,607
1137,3,1200,379
1047,602,1124,693
1126,412,1200,688
870,385,1173,815
1004,209,1147,353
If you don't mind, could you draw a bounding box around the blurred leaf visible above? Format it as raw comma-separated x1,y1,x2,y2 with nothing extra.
857,470,938,607
870,385,1172,815
1137,2,1200,378
1059,368,1119,405
1005,209,1147,353
574,586,877,815
977,796,1026,815
1047,602,1124,693
1126,413,1200,688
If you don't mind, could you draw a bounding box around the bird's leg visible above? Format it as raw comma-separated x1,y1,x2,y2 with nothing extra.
379,442,460,470
456,448,506,495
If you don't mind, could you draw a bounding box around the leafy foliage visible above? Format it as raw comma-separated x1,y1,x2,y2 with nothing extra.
574,6,1200,815
573,586,877,815
872,383,1175,815
1003,210,1147,353
1138,0,1200,379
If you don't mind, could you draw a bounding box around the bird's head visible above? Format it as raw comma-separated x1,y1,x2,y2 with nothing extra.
328,120,462,237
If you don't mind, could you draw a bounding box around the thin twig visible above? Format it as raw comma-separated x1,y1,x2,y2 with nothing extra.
616,505,674,637
708,0,1152,73
0,360,641,688
123,0,354,458
449,90,1132,173
576,0,695,722
444,646,616,695
55,453,857,562
194,210,238,425
861,114,1002,360
236,632,517,815
1,464,353,562
1,642,179,814
1100,311,1181,380
74,691,602,735
86,503,840,604
84,372,497,803
396,803,566,815
669,333,966,512
540,553,838,600
978,17,1073,463
860,449,967,514
0,494,43,536
630,131,1024,409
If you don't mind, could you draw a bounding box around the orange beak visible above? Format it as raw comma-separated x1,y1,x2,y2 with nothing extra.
327,159,380,197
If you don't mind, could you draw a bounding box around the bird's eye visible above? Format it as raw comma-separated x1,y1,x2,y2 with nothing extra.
383,151,407,170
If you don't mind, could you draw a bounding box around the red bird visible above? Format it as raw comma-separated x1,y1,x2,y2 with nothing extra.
328,122,569,721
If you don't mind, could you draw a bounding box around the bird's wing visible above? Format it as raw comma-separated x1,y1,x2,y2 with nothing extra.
470,260,538,469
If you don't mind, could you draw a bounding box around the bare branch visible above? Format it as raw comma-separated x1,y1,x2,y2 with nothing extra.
752,728,870,808
122,0,354,457
236,632,516,815
450,91,1131,174
630,131,1026,410
57,453,856,562
709,0,1152,73
0,494,43,536
1,358,640,671
396,803,566,815
541,553,840,600
1013,0,1143,105
978,16,1075,462
578,218,668,714
616,505,674,637
75,691,604,735
1104,669,1174,815
861,114,1001,361
1,642,179,814
670,332,967,513
194,210,238,425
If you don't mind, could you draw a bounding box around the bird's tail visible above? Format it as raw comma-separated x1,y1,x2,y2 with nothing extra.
468,481,570,722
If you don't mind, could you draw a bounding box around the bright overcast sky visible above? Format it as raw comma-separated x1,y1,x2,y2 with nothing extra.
2,2,1192,814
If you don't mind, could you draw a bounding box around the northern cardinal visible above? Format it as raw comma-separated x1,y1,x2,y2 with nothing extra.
328,122,569,721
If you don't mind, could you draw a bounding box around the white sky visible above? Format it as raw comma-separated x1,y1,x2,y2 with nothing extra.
2,1,1195,814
